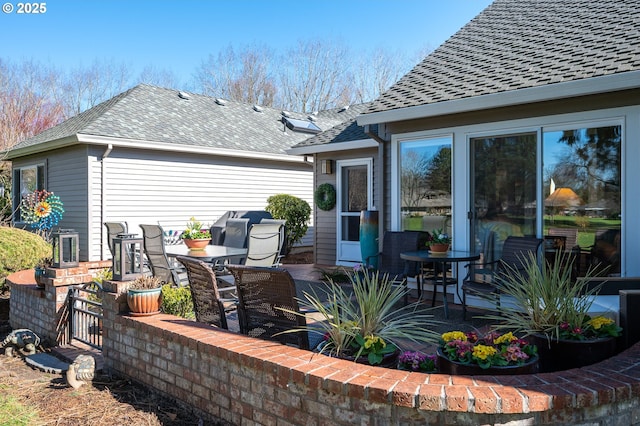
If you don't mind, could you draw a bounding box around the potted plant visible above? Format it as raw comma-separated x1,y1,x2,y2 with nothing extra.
34,257,52,288
181,217,211,250
427,228,450,253
437,330,538,375
483,250,622,372
287,266,441,367
126,275,163,316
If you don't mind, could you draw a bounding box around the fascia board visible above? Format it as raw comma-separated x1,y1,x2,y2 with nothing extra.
357,71,640,126
2,135,79,159
286,138,378,155
76,134,306,163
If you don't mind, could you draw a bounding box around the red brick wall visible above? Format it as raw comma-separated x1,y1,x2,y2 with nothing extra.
9,267,640,424
101,290,640,425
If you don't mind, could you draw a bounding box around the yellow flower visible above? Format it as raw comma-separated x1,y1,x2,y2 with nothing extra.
35,201,51,218
364,335,385,349
494,332,517,345
442,331,467,342
587,316,614,330
472,345,497,360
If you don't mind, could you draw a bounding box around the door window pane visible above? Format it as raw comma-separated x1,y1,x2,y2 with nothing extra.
543,125,621,276
471,133,537,263
342,166,367,212
399,137,452,234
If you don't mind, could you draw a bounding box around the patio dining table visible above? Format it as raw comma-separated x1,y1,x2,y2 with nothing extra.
165,244,248,263
400,249,480,319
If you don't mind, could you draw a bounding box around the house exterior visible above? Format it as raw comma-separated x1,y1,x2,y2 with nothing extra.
5,84,366,260
290,0,640,286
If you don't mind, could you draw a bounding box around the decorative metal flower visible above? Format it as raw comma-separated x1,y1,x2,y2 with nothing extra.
20,190,64,231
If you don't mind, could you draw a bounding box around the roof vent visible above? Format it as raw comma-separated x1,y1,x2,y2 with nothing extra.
253,105,264,113
339,105,349,112
178,91,190,100
307,115,317,122
281,110,291,117
215,98,227,106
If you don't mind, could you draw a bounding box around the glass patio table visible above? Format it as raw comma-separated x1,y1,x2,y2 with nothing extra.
400,250,480,319
165,244,247,263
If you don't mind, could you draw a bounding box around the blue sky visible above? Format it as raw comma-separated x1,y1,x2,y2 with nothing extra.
1,0,493,85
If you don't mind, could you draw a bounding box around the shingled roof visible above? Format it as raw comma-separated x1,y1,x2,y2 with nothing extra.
7,84,364,159
364,0,640,116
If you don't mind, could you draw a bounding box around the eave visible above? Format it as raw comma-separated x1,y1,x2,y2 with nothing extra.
287,138,378,156
357,71,640,126
5,133,308,164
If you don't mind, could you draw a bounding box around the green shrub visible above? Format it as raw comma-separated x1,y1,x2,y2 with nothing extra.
161,284,195,319
0,226,51,290
265,194,311,253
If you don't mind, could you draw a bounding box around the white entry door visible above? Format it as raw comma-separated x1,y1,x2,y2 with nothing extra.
336,158,373,265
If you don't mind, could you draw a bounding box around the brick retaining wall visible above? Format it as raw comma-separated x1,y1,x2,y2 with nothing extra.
8,269,640,425
7,261,112,346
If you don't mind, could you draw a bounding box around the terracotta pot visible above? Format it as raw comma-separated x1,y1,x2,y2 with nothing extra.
429,243,450,253
529,334,617,372
183,238,210,250
127,287,162,316
437,348,539,375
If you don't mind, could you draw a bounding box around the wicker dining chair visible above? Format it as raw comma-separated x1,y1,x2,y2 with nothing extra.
176,256,236,329
366,230,430,304
227,264,309,349
461,236,543,319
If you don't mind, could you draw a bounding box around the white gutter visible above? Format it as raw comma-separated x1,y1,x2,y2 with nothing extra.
287,138,378,155
76,134,307,163
357,71,640,126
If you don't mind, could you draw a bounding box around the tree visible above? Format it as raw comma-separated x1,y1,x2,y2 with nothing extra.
278,40,351,113
60,59,131,117
0,59,64,152
195,44,277,106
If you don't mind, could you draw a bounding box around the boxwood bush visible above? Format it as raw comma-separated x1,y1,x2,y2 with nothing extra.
0,226,51,291
265,194,311,253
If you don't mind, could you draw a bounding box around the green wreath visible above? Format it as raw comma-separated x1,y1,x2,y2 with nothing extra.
315,183,336,211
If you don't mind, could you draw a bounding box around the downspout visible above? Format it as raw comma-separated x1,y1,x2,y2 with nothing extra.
364,124,389,248
100,144,113,258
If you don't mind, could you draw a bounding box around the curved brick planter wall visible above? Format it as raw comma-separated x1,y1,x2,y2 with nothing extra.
8,269,640,425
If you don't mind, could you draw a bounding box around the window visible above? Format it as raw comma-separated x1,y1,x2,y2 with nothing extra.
13,164,46,222
543,125,622,275
398,136,452,234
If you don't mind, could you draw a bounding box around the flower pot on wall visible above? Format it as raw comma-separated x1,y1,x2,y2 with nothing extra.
529,334,617,373
183,238,210,250
127,287,162,316
437,348,539,375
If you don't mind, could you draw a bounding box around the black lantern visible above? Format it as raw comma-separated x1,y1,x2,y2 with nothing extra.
112,233,144,281
52,229,79,268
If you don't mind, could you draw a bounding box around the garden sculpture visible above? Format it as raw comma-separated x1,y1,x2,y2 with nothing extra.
1,328,41,357
65,354,96,389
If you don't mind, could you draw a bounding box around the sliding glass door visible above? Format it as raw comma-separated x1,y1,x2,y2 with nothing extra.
470,133,537,264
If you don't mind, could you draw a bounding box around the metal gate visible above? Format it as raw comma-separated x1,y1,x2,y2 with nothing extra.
68,281,103,349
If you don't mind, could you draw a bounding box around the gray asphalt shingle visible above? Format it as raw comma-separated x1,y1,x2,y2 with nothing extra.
365,0,640,115
10,84,365,156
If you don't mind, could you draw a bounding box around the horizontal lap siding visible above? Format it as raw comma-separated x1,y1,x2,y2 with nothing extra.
100,148,313,258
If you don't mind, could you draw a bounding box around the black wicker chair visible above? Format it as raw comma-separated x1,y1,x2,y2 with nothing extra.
176,256,236,329
462,236,543,319
227,264,309,349
367,231,430,304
